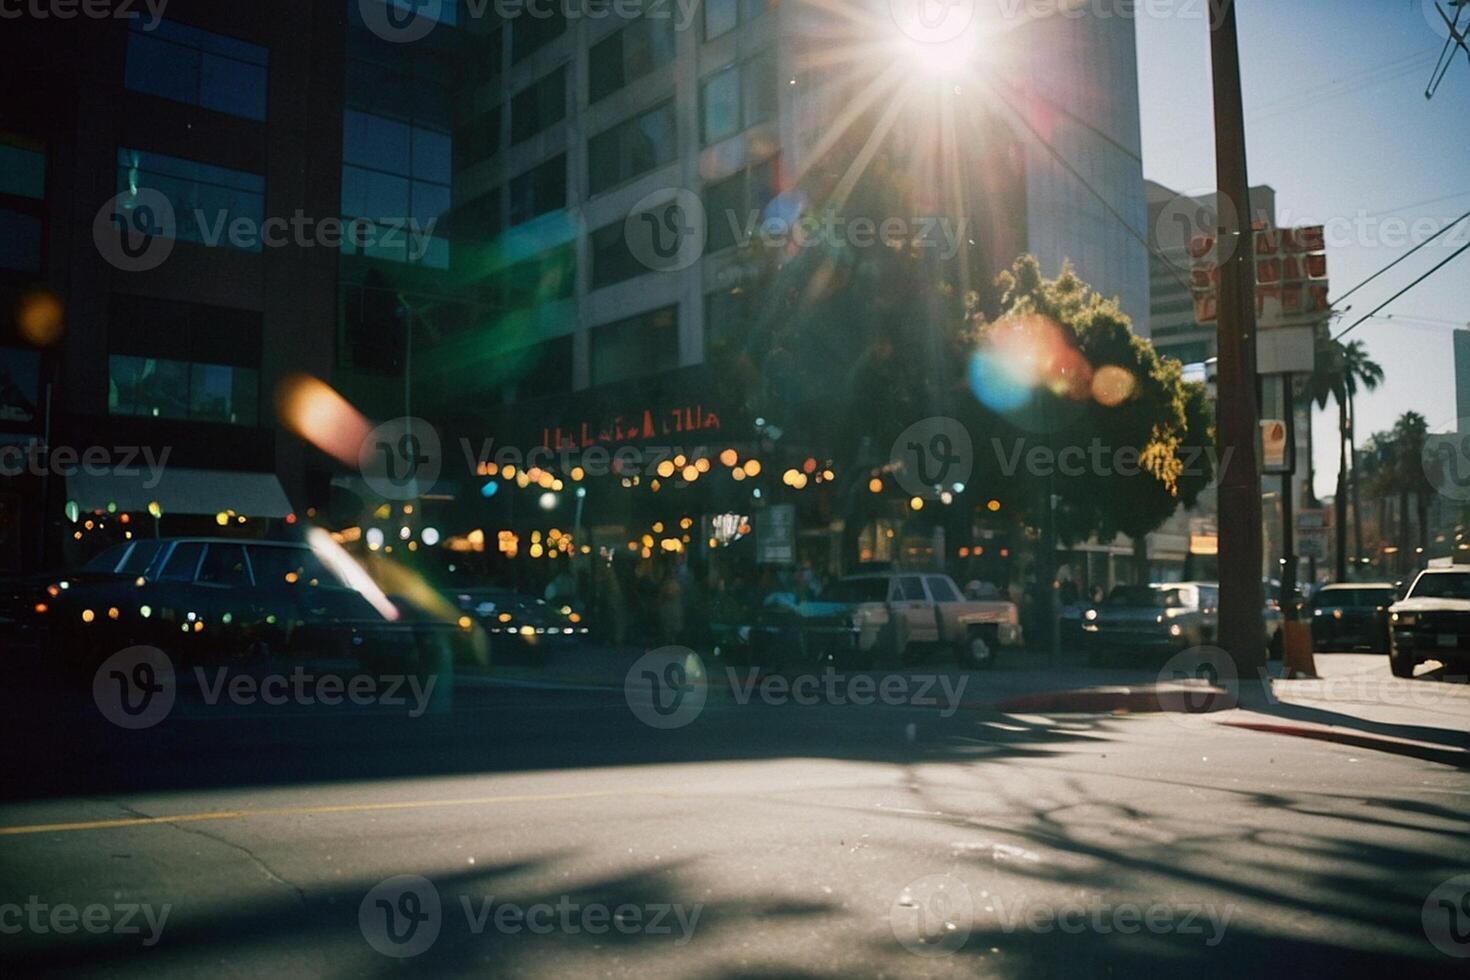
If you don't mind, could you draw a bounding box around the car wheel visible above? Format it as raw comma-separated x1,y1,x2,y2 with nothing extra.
957,632,994,669
1388,646,1416,678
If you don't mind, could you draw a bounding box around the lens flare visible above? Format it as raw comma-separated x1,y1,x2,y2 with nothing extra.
276,374,373,468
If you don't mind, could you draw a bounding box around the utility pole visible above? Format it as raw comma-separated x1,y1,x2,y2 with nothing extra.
1210,0,1266,683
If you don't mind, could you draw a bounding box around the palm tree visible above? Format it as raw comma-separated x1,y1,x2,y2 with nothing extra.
1340,341,1385,565
1390,411,1431,571
1307,338,1384,580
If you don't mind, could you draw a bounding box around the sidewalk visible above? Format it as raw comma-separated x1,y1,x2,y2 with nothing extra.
473,643,1470,767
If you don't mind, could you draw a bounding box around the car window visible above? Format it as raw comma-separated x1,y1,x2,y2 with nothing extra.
247,546,342,588
82,544,131,573
1314,588,1394,607
198,544,251,586
1408,572,1470,600
897,576,926,601
926,576,960,602
119,540,164,576
156,542,206,583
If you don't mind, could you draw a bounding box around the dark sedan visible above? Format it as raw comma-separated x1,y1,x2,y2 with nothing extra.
5,536,477,677
1308,583,1396,653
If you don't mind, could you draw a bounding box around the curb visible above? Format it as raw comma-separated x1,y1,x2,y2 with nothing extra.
994,684,1235,715
1218,719,1470,768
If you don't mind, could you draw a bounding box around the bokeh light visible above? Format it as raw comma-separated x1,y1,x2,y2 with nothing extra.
16,291,64,346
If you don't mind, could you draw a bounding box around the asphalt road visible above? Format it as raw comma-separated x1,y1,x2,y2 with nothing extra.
2,652,1469,978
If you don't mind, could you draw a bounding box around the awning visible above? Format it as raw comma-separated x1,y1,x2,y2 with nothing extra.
69,467,294,518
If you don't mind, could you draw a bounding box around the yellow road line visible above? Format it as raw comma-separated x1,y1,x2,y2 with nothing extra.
0,789,634,837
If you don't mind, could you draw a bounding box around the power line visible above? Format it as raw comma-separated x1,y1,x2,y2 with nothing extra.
1332,207,1470,306
1334,236,1470,340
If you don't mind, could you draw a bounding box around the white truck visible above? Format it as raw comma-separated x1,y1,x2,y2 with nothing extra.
712,571,1021,670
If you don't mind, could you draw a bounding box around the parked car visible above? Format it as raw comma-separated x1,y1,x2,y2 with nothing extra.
1081,581,1283,663
1387,564,1470,678
1308,582,1397,653
5,537,476,677
712,571,1021,670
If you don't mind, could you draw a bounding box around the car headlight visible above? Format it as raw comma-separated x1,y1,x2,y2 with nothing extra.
1312,608,1323,617
1084,608,1098,621
1391,612,1415,627
1168,624,1183,637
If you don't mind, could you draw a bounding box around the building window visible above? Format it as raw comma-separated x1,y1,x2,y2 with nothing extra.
589,219,641,289
704,0,771,42
0,141,46,201
511,7,565,64
588,101,676,196
510,67,567,144
486,244,576,312
504,335,573,401
508,154,566,226
107,295,261,426
588,11,676,103
458,25,503,87
590,197,688,288
701,52,776,144
116,148,265,251
591,305,679,386
0,138,45,275
450,187,503,245
703,153,779,253
455,105,501,172
125,18,269,121
342,110,451,267
0,211,42,274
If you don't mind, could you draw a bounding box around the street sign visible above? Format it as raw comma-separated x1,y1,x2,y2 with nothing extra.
1297,509,1330,562
1261,418,1290,473
1190,224,1329,333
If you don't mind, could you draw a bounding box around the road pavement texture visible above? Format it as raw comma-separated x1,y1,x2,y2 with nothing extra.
1,648,1468,977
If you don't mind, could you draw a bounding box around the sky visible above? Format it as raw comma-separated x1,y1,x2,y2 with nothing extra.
1133,0,1470,499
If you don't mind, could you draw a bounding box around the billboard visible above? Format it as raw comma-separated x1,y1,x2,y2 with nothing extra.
1190,224,1330,329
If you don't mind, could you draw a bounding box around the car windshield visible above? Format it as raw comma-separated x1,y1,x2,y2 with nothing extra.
826,579,890,603
80,544,131,573
1408,572,1470,601
1316,588,1395,607
1106,586,1181,608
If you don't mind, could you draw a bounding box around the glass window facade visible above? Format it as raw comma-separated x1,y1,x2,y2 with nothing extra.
511,7,565,64
703,153,779,253
486,244,576,312
125,18,269,121
341,109,452,266
591,305,679,386
704,0,771,42
588,101,676,196
588,12,676,103
510,67,567,144
700,52,776,144
0,210,42,273
0,141,46,200
116,148,265,251
508,154,566,226
107,295,261,426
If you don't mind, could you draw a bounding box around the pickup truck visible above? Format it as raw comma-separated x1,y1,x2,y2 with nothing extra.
711,571,1021,670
